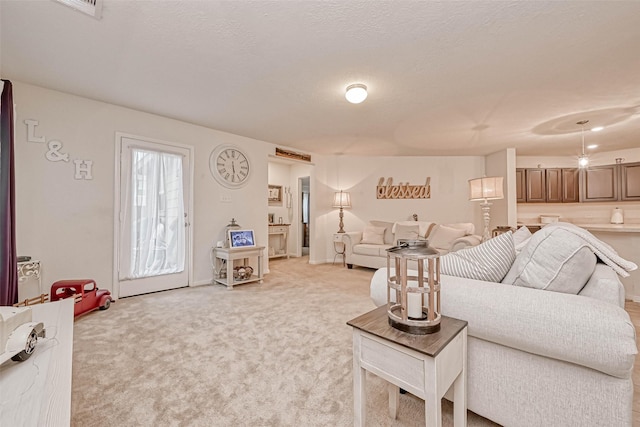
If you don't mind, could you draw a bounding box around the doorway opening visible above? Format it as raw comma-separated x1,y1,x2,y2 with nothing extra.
300,176,310,256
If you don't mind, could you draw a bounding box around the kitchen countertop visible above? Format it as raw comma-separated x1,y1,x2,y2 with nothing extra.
518,222,640,233
573,223,640,233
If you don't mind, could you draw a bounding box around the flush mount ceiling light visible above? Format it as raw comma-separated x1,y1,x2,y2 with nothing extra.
587,144,598,149
591,126,604,132
345,84,367,104
577,120,590,168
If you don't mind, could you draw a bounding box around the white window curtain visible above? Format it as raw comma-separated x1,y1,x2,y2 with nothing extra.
129,149,185,278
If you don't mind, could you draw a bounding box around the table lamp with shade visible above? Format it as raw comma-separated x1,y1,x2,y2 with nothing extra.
468,176,504,242
332,190,351,233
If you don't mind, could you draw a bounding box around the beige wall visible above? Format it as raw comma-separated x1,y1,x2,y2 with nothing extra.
13,81,274,297
311,154,486,262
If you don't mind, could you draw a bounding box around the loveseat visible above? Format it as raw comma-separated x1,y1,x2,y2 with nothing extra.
343,220,481,270
369,223,638,426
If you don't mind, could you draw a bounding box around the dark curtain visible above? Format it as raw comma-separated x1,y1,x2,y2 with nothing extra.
0,80,18,306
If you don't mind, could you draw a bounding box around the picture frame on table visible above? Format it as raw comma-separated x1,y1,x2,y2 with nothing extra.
228,229,256,248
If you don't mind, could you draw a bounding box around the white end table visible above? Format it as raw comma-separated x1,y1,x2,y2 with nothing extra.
333,233,346,266
212,246,264,289
347,306,467,427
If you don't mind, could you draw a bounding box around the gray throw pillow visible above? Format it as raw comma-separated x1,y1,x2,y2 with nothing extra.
502,227,597,294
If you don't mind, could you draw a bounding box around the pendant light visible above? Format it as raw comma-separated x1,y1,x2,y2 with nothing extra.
577,120,589,168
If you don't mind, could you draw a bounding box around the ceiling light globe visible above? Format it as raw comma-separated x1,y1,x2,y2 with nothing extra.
578,155,590,168
345,84,367,104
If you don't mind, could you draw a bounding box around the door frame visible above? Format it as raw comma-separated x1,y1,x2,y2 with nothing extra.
112,132,195,299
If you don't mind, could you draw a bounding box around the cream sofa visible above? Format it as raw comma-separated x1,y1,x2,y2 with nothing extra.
342,220,481,269
369,224,638,426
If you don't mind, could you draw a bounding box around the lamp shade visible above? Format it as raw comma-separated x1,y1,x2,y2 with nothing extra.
468,177,504,201
332,190,352,208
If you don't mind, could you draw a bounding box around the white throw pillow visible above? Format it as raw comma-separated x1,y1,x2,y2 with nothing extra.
440,232,516,282
394,224,420,241
502,227,597,294
512,226,532,254
392,221,434,237
369,220,395,244
429,225,467,251
361,225,386,245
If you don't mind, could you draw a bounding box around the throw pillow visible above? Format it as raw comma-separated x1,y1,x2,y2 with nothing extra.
395,224,421,241
392,221,434,238
361,225,386,245
502,227,597,294
440,231,516,282
512,226,532,254
428,225,467,251
369,220,395,244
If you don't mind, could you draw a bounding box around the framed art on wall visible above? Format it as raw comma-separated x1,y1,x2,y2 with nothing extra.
268,185,282,205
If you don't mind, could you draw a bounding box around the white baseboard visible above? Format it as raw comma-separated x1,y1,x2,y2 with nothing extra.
632,296,640,303
191,278,213,287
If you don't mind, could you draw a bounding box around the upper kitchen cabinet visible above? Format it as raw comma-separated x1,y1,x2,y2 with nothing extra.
516,169,526,202
620,162,640,201
525,168,546,202
517,168,579,203
561,168,580,203
581,165,619,202
545,168,562,203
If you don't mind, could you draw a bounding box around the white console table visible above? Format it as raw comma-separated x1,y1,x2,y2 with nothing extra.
0,298,74,426
268,224,290,259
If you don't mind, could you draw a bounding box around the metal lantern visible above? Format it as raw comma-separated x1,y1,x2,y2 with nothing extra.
386,241,441,334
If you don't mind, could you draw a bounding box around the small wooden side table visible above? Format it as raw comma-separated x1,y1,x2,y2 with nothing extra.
347,306,467,427
212,246,264,289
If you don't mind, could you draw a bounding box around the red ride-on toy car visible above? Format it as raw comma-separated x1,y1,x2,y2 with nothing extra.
50,279,113,318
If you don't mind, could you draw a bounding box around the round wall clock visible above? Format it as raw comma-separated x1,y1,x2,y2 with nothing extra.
209,144,251,189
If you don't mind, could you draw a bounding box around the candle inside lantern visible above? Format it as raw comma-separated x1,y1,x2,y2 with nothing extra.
407,290,423,319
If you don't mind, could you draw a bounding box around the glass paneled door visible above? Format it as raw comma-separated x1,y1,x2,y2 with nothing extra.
116,135,191,297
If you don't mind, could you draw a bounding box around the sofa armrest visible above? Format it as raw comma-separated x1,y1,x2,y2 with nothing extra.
450,234,482,252
342,231,363,256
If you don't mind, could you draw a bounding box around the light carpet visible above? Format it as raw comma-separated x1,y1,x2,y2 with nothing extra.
71,257,497,426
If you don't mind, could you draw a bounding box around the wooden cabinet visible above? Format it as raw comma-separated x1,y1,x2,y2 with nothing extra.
525,168,546,202
517,167,580,203
545,169,562,203
516,169,526,202
519,163,636,203
620,162,640,201
561,168,580,202
581,165,618,202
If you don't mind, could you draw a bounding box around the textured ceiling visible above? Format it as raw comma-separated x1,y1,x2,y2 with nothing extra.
1,0,639,157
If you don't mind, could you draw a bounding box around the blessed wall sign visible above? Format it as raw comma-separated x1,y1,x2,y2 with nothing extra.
376,177,431,199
